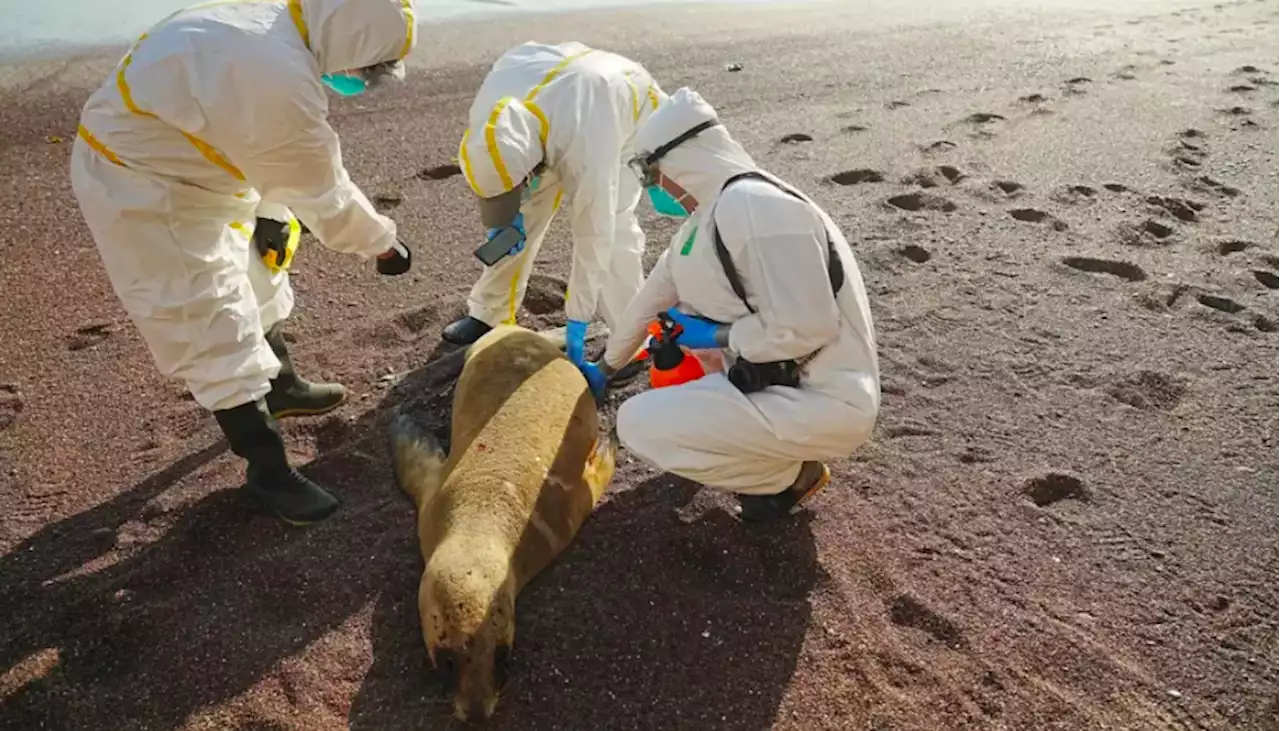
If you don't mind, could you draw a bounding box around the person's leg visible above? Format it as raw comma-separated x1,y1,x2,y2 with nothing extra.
597,162,646,332
443,179,562,345
70,143,339,525
242,216,345,419
615,373,870,520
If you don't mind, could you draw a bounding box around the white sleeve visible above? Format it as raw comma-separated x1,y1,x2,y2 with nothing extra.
719,189,842,363
601,247,678,369
561,90,627,323
223,82,396,259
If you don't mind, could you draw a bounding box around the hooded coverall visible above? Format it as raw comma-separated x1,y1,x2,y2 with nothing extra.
70,0,417,412
69,0,419,526
600,89,881,495
456,41,667,330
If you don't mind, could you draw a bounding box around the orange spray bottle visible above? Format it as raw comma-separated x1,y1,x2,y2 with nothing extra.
645,312,707,388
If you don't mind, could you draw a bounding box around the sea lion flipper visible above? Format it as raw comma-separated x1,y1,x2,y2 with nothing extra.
581,428,618,504
388,409,448,511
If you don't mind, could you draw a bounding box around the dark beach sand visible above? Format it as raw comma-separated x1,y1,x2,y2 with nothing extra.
1,0,1277,728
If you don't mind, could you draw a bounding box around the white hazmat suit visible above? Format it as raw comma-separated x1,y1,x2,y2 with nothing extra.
70,0,418,412
601,89,881,496
455,41,667,332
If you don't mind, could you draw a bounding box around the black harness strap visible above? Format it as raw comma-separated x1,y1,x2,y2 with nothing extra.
709,171,844,316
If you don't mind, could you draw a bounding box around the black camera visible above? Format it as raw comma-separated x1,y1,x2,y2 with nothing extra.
727,358,802,394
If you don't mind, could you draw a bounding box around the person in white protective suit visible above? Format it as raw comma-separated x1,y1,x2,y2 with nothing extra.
442,41,667,373
579,88,881,523
69,0,418,526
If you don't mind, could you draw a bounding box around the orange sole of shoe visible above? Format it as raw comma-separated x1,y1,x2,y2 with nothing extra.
789,463,831,515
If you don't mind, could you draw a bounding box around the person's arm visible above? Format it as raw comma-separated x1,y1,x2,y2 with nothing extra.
600,247,679,372
717,187,842,363
224,81,397,259
561,89,627,325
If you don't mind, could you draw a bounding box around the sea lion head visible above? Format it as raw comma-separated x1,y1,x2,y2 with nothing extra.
420,544,516,722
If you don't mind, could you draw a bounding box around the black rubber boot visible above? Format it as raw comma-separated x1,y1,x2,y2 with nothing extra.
737,461,830,523
263,324,346,419
213,399,340,526
441,316,493,346
608,357,648,388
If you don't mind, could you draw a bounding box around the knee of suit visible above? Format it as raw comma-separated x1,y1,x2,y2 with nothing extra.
615,393,667,467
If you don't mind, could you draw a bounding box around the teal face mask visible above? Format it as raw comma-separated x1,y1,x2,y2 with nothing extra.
321,73,368,97
521,174,541,203
646,185,690,218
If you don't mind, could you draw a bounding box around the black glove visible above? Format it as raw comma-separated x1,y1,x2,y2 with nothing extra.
376,239,412,276
251,216,290,263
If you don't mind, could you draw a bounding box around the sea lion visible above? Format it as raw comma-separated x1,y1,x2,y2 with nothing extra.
388,323,617,723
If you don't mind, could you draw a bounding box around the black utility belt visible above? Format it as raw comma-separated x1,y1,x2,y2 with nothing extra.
727,357,803,393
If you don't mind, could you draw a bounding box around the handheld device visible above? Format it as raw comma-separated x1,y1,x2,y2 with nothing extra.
473,227,525,267
645,313,706,388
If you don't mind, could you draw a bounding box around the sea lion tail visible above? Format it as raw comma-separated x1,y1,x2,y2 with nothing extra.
582,425,619,503
388,409,447,511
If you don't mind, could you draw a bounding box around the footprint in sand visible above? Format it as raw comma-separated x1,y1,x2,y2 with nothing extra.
898,245,932,264
0,384,22,432
1103,182,1131,193
886,193,957,213
1218,105,1253,117
990,180,1025,198
1009,208,1069,231
1196,292,1246,314
886,100,911,110
778,133,813,144
958,113,1006,139
1228,84,1258,93
887,594,966,647
418,163,462,180
372,192,403,210
843,124,869,133
829,169,885,185
1052,185,1099,205
901,165,965,188
1216,239,1254,255
1252,270,1279,290
1019,93,1049,103
1120,219,1176,246
1105,370,1187,410
1064,77,1093,95
1146,195,1205,222
1022,471,1090,507
1061,256,1147,282
1188,175,1240,198
68,322,114,352
920,140,957,154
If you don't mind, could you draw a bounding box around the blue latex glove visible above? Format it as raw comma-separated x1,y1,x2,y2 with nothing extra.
664,307,721,350
565,319,588,367
579,361,608,399
486,212,526,256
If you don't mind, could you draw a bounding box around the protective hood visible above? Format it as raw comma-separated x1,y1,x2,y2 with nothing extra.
634,87,757,206
458,96,544,202
297,0,418,75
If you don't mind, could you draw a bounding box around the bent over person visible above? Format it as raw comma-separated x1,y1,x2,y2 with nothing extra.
582,88,881,522
444,41,667,372
69,0,419,526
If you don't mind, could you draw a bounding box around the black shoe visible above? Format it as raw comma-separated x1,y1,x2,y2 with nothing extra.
213,399,340,525
441,316,493,346
737,461,830,523
263,324,346,419
608,357,648,388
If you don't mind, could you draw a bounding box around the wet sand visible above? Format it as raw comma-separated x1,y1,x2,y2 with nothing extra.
1,0,1277,729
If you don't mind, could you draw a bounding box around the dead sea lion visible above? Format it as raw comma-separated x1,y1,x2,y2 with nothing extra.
388,324,617,722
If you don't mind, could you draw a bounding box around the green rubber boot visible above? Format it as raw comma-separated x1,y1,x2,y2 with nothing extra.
213,398,340,526
263,323,346,419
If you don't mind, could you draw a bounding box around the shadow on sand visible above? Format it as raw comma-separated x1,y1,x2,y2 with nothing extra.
0,335,819,730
